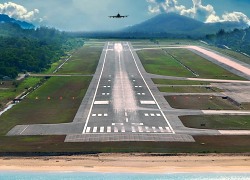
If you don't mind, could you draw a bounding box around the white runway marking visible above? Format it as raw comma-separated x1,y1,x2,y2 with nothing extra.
86,127,91,133
92,114,96,117
138,126,143,133
82,43,109,134
112,123,124,126
144,113,149,117
132,126,136,133
94,101,109,105
85,126,172,133
165,127,171,132
128,43,175,134
126,118,129,122
159,127,164,132
20,125,29,135
98,114,102,117
132,123,144,126
107,126,111,133
156,114,161,116
104,113,108,117
140,101,156,105
150,113,155,116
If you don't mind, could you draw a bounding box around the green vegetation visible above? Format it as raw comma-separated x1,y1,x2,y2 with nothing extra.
137,49,194,77
0,136,249,153
164,48,245,80
56,46,102,75
152,79,211,85
165,95,242,110
204,27,250,56
0,24,85,79
138,48,244,80
158,86,222,93
0,77,41,109
180,115,250,130
0,76,91,135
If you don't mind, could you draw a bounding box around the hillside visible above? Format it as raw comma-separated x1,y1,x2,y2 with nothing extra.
204,27,250,56
124,13,248,37
0,14,35,29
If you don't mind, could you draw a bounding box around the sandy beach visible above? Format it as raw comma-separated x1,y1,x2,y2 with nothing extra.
0,154,249,173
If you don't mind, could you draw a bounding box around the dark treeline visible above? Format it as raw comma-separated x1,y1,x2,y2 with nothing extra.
204,27,250,55
0,23,84,79
67,31,195,39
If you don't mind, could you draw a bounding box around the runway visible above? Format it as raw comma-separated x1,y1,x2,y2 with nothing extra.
80,42,174,134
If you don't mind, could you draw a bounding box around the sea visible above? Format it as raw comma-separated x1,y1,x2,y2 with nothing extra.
0,172,249,180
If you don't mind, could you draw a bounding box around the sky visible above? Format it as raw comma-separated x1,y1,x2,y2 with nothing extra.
0,0,250,31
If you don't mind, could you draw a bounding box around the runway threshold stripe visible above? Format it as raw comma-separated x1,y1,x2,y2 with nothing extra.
93,127,97,133
86,127,91,133
100,127,104,133
138,126,143,133
107,126,111,133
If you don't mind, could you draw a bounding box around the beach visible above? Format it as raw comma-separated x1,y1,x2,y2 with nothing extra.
0,153,249,173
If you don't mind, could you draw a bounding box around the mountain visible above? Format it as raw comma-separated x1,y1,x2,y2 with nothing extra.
0,14,35,29
124,13,249,37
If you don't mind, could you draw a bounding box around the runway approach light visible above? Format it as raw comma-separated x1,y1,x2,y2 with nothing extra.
114,43,123,52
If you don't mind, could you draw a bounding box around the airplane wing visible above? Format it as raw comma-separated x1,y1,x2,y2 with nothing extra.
109,16,116,18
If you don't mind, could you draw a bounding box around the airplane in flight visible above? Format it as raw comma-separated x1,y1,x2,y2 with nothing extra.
109,13,128,18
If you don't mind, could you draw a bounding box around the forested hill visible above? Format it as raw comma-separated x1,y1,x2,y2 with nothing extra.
0,23,84,79
204,27,250,56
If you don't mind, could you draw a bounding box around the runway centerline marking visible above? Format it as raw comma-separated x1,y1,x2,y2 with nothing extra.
128,43,175,134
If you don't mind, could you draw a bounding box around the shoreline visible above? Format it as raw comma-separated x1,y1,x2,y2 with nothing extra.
0,154,249,173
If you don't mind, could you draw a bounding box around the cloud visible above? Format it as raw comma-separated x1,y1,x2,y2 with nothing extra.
147,0,250,25
0,2,41,22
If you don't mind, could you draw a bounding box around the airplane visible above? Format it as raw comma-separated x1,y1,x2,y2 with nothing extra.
109,13,128,18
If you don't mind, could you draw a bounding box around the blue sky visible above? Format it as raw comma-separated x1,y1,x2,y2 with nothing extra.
0,0,249,31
